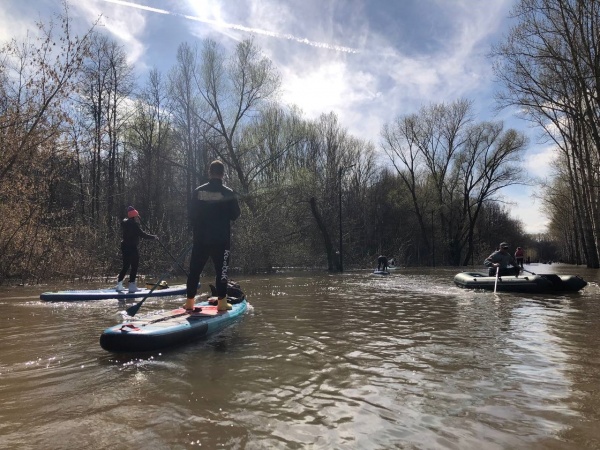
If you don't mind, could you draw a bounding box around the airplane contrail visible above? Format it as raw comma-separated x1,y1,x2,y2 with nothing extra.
101,0,360,54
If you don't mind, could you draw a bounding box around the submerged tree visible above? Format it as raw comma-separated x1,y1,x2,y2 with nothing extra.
168,42,207,204
491,0,600,267
0,2,96,282
77,33,134,227
382,99,527,266
192,38,281,211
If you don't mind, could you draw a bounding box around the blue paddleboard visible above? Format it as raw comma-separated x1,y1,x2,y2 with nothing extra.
99,299,248,352
40,284,187,301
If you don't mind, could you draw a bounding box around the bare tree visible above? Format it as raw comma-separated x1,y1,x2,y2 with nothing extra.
458,123,527,264
541,165,582,264
0,1,96,282
168,42,207,204
129,69,173,221
193,38,281,210
301,112,370,271
382,99,527,265
491,0,600,267
77,33,134,226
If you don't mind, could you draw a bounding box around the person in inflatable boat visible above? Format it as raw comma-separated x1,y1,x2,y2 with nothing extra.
484,242,521,277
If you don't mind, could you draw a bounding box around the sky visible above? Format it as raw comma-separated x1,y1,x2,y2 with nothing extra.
0,0,557,234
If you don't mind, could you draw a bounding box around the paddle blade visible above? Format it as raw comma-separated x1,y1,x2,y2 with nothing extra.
126,302,142,317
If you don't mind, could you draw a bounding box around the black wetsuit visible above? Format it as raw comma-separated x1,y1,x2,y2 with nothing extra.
483,250,520,276
117,218,156,283
377,255,388,271
186,178,241,299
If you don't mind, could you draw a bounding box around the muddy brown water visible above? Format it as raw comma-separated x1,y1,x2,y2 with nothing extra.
1,264,600,449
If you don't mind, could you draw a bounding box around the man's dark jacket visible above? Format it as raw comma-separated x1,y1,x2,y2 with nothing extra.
189,178,240,245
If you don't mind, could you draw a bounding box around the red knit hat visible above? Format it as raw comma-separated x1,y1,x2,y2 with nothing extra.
127,206,139,218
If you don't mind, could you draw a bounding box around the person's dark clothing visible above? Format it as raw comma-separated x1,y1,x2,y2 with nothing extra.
189,179,241,246
186,178,240,299
121,217,155,246
377,255,388,271
484,249,520,277
118,243,140,283
187,244,231,299
118,218,156,283
515,248,525,268
515,258,524,268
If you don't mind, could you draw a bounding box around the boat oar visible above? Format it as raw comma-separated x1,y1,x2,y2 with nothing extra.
494,267,499,293
126,243,193,317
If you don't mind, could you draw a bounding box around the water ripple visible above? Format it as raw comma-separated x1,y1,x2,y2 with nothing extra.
1,268,600,448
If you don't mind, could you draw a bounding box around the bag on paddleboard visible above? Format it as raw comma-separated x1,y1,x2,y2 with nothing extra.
209,280,245,300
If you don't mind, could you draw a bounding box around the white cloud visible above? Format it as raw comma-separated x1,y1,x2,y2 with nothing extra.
524,144,557,180
0,7,31,43
502,188,549,234
280,60,377,114
76,0,147,66
1,0,552,233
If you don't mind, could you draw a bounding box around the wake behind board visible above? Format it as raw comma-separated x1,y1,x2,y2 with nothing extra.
99,299,248,353
40,284,187,302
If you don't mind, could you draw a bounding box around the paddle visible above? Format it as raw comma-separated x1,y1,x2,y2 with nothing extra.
520,267,562,287
125,243,193,317
155,238,189,276
139,218,189,276
494,266,499,293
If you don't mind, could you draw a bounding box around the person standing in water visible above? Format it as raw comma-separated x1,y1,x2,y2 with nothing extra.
514,246,525,268
185,160,241,312
116,206,158,292
377,255,389,272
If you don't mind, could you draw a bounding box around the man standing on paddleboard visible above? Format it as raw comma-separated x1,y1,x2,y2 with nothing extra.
377,255,389,272
185,160,241,312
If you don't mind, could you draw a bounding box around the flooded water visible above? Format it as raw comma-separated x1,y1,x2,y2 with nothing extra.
1,264,600,449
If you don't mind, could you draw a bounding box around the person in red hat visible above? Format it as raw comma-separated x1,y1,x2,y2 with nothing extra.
116,206,158,292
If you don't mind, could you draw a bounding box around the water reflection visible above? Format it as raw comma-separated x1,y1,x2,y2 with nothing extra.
0,265,599,448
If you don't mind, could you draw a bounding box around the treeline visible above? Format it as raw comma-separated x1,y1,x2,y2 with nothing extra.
493,0,600,268
0,2,570,284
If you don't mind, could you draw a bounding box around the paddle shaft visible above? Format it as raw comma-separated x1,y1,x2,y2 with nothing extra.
138,217,189,276
126,243,193,317
156,239,189,276
494,266,499,293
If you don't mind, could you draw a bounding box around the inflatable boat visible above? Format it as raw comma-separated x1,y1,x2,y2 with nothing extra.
454,272,587,293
